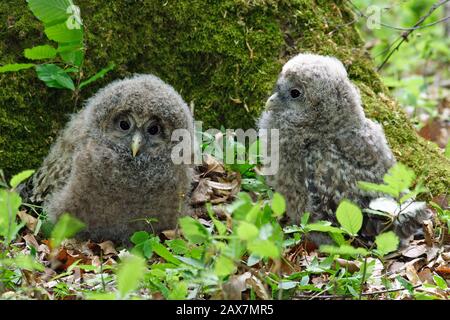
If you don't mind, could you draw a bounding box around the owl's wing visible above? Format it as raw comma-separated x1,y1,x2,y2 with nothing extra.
31,114,85,203
335,120,395,170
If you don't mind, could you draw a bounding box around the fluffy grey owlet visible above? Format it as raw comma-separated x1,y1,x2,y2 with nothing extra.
258,53,429,245
29,75,194,243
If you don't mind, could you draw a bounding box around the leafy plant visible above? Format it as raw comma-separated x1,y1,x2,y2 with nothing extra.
0,0,114,95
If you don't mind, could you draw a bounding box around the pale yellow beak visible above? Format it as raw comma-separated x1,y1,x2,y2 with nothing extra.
131,132,143,157
265,93,277,110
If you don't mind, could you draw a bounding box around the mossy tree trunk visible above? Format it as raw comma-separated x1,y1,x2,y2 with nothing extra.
0,0,448,195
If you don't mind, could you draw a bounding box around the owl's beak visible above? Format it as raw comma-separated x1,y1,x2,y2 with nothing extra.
265,93,278,110
131,132,143,157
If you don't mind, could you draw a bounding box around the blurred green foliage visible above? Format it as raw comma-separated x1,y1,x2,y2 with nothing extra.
353,0,449,121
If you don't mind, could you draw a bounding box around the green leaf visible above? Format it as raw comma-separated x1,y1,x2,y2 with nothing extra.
9,170,35,189
433,275,448,290
130,231,150,244
0,63,35,73
247,239,280,258
117,255,146,299
358,163,415,198
375,231,399,256
57,42,84,67
24,45,57,60
0,254,44,271
150,240,181,265
305,221,344,234
214,255,236,277
271,192,286,217
237,221,259,241
166,239,188,255
79,63,116,89
445,141,450,158
279,281,298,290
0,190,23,242
50,213,85,247
179,216,210,244
27,0,74,24
206,203,227,236
36,64,75,90
167,281,188,300
319,244,369,257
45,22,83,43
336,200,363,236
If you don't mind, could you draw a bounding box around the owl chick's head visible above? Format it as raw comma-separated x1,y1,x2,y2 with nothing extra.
82,74,193,158
266,53,365,131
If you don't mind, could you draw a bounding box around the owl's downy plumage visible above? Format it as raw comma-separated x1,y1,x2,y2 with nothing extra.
259,53,429,245
30,75,194,243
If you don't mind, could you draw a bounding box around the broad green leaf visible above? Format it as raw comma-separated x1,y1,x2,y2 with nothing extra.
36,64,75,90
45,22,83,43
130,231,150,244
0,190,23,242
375,231,399,256
246,253,261,267
24,45,57,60
214,255,236,277
336,200,363,236
247,239,280,259
279,281,298,290
0,254,44,271
358,163,415,198
51,213,85,247
433,275,448,290
271,192,286,217
27,0,74,24
245,202,262,223
57,42,84,66
168,281,188,300
9,170,35,189
305,221,344,234
319,244,369,257
150,240,181,265
206,203,226,236
166,239,188,255
117,255,146,299
179,216,210,244
0,63,35,73
237,221,259,241
79,63,115,89
383,163,415,196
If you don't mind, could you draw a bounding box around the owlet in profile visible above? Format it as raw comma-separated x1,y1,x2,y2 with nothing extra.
30,75,194,243
259,53,428,244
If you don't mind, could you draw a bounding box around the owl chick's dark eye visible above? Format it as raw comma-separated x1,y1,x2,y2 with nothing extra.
119,120,131,131
147,124,161,135
290,88,301,99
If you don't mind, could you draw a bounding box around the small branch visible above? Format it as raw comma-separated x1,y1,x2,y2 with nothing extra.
377,0,449,71
293,284,422,300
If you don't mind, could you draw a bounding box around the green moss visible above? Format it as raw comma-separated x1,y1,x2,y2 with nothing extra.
0,0,448,196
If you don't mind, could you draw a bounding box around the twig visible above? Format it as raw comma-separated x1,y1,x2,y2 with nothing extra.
377,0,449,71
293,284,422,300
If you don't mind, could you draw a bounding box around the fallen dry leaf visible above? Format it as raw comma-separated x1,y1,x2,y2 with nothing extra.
435,265,450,279
98,240,118,256
246,275,271,300
222,272,252,300
17,210,38,232
402,244,428,258
405,264,421,285
423,220,434,247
